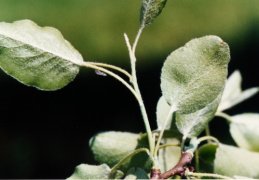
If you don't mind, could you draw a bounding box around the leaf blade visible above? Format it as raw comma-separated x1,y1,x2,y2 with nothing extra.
214,144,259,178
0,20,83,90
218,70,259,111
230,113,259,152
161,35,230,114
175,94,221,137
140,0,167,27
67,164,111,180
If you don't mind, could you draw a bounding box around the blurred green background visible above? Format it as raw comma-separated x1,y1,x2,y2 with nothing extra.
0,0,259,178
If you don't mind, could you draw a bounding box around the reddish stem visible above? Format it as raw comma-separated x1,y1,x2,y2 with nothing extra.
150,151,193,179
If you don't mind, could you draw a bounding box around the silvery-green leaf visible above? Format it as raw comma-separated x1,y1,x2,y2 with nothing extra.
89,131,152,172
175,94,221,138
158,138,181,172
230,113,259,152
125,167,149,179
214,144,259,178
218,70,259,111
0,19,83,90
140,0,167,26
161,35,230,114
67,164,111,180
156,96,171,130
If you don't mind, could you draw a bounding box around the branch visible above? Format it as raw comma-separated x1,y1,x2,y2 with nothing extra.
150,151,193,179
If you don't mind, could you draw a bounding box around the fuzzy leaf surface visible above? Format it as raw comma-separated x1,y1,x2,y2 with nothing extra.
0,19,83,90
89,131,151,172
140,0,167,26
161,35,230,114
214,144,259,178
218,70,259,111
175,94,221,137
67,164,111,180
230,113,259,152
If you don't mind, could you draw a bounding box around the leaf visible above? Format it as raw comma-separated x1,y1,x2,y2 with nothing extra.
214,144,259,178
89,131,152,173
218,70,259,111
156,96,171,130
230,113,259,152
0,19,83,90
158,138,181,172
124,167,149,179
161,35,230,114
156,96,181,137
198,143,217,173
175,94,221,137
67,163,111,180
140,0,167,26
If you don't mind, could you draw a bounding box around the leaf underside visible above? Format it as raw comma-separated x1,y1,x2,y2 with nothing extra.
214,144,259,178
0,20,83,90
230,113,259,152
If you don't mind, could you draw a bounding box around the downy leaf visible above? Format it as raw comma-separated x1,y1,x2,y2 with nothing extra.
230,113,259,152
161,35,230,114
0,19,83,90
175,94,221,137
214,144,259,178
89,131,152,172
67,163,111,180
218,70,259,111
140,0,167,27
156,96,181,137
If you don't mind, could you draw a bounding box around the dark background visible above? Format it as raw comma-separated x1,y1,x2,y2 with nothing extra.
0,0,259,178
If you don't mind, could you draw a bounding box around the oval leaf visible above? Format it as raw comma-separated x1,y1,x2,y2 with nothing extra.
230,113,259,152
140,0,167,27
218,70,259,111
161,35,230,114
214,144,259,178
67,164,111,180
175,94,221,137
89,131,152,172
0,20,83,90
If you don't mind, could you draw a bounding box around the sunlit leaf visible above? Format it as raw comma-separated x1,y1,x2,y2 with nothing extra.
89,131,152,173
218,70,259,111
67,164,111,180
161,35,230,114
214,144,259,178
175,94,221,137
230,113,259,152
0,19,83,90
140,0,167,27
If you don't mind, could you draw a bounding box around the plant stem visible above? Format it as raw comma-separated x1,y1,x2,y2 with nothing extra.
195,150,200,172
158,143,180,150
87,61,132,81
216,111,233,123
81,62,139,101
186,171,232,179
153,106,176,160
197,136,220,145
109,148,150,178
124,29,154,155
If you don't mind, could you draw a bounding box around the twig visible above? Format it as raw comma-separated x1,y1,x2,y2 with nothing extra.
150,151,193,179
